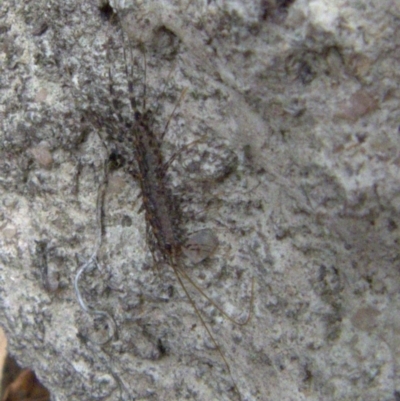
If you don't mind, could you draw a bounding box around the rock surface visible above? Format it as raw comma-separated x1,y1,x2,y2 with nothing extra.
0,0,399,400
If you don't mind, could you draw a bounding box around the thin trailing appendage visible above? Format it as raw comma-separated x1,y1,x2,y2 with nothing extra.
74,158,116,345
105,6,255,400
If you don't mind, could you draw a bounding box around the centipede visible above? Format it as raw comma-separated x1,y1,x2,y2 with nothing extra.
75,2,254,400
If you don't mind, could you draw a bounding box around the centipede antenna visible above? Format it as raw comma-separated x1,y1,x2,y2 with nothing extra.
142,47,147,112
149,58,178,133
160,86,188,141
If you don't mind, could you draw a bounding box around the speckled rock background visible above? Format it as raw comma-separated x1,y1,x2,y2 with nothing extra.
0,0,399,400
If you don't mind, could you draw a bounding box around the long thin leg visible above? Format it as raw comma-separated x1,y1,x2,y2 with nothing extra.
161,136,207,177
142,48,147,111
169,255,243,401
176,261,254,326
160,86,188,141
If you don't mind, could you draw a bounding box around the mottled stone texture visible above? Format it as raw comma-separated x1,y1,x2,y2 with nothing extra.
1,0,399,400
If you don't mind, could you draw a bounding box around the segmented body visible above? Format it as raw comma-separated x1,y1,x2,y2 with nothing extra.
132,111,179,259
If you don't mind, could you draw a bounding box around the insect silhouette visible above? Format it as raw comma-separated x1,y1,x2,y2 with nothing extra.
75,3,254,400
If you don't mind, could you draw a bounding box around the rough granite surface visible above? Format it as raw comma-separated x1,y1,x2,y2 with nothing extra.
0,0,400,400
